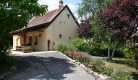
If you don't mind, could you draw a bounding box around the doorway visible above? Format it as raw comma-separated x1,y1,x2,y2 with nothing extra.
29,36,32,46
48,39,50,51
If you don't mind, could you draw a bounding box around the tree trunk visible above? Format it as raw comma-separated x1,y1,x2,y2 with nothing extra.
108,37,111,60
111,40,118,60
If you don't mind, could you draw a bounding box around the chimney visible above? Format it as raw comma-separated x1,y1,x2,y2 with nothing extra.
59,0,63,10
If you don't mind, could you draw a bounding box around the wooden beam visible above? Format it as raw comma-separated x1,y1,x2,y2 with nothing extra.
9,32,22,36
22,31,26,47
25,28,44,33
33,29,44,32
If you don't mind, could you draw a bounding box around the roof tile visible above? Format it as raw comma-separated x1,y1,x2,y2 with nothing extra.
28,9,60,27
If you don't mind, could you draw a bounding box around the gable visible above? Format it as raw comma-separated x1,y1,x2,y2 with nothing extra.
50,5,80,27
27,5,79,29
46,6,79,46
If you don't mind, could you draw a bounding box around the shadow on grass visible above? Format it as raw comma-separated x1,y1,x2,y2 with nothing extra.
116,59,138,69
111,59,138,80
132,72,138,80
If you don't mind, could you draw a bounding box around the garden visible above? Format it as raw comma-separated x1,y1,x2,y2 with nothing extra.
56,1,138,79
63,0,138,79
56,38,138,80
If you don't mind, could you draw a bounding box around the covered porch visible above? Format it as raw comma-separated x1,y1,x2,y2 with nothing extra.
9,23,50,51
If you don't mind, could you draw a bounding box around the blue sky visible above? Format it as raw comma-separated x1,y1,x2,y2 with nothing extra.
38,0,82,15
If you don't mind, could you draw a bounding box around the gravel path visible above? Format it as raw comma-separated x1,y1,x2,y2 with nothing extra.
10,51,96,80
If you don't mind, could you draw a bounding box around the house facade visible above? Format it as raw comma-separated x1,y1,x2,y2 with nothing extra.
10,0,79,51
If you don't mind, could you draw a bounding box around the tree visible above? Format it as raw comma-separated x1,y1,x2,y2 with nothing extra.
77,0,115,19
97,0,138,60
0,0,48,62
76,17,93,40
77,0,116,55
76,0,115,56
77,0,116,40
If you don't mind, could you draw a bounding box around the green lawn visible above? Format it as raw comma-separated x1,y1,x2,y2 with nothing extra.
91,56,138,80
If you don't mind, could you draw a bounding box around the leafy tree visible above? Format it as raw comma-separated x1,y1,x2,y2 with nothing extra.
76,17,93,40
77,0,115,19
98,0,138,60
77,0,116,40
77,0,115,55
0,0,48,62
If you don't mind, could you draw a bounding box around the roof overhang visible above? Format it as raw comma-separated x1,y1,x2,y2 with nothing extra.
9,22,51,36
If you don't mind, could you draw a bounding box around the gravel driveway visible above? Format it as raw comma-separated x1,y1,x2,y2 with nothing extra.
10,51,96,80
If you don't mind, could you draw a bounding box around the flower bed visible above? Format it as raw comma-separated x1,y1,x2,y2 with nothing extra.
64,51,113,78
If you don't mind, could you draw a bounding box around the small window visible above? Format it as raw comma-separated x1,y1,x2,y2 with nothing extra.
34,36,37,45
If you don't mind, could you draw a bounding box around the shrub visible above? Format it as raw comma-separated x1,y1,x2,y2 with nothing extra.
56,44,78,53
56,44,68,53
68,45,78,51
124,48,134,58
81,55,91,63
124,47,138,67
64,51,69,56
95,60,104,67
71,38,84,50
89,41,102,56
89,60,113,76
64,51,113,76
64,51,90,63
22,46,32,51
71,38,89,52
113,72,133,80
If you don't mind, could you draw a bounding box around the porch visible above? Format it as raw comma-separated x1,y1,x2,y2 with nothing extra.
9,23,50,51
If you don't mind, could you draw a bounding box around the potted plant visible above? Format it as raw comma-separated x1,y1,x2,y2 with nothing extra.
22,46,32,53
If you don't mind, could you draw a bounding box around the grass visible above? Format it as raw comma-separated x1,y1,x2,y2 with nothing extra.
91,56,138,80
8,54,20,56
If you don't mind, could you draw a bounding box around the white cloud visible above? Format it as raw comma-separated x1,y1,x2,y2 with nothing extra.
38,0,75,12
38,0,59,11
67,4,75,12
74,13,81,23
74,13,92,23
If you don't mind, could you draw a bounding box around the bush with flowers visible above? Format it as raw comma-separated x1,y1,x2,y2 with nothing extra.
64,51,90,63
64,51,113,76
88,61,113,76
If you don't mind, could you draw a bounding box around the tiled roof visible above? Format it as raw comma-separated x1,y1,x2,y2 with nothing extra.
27,9,60,27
